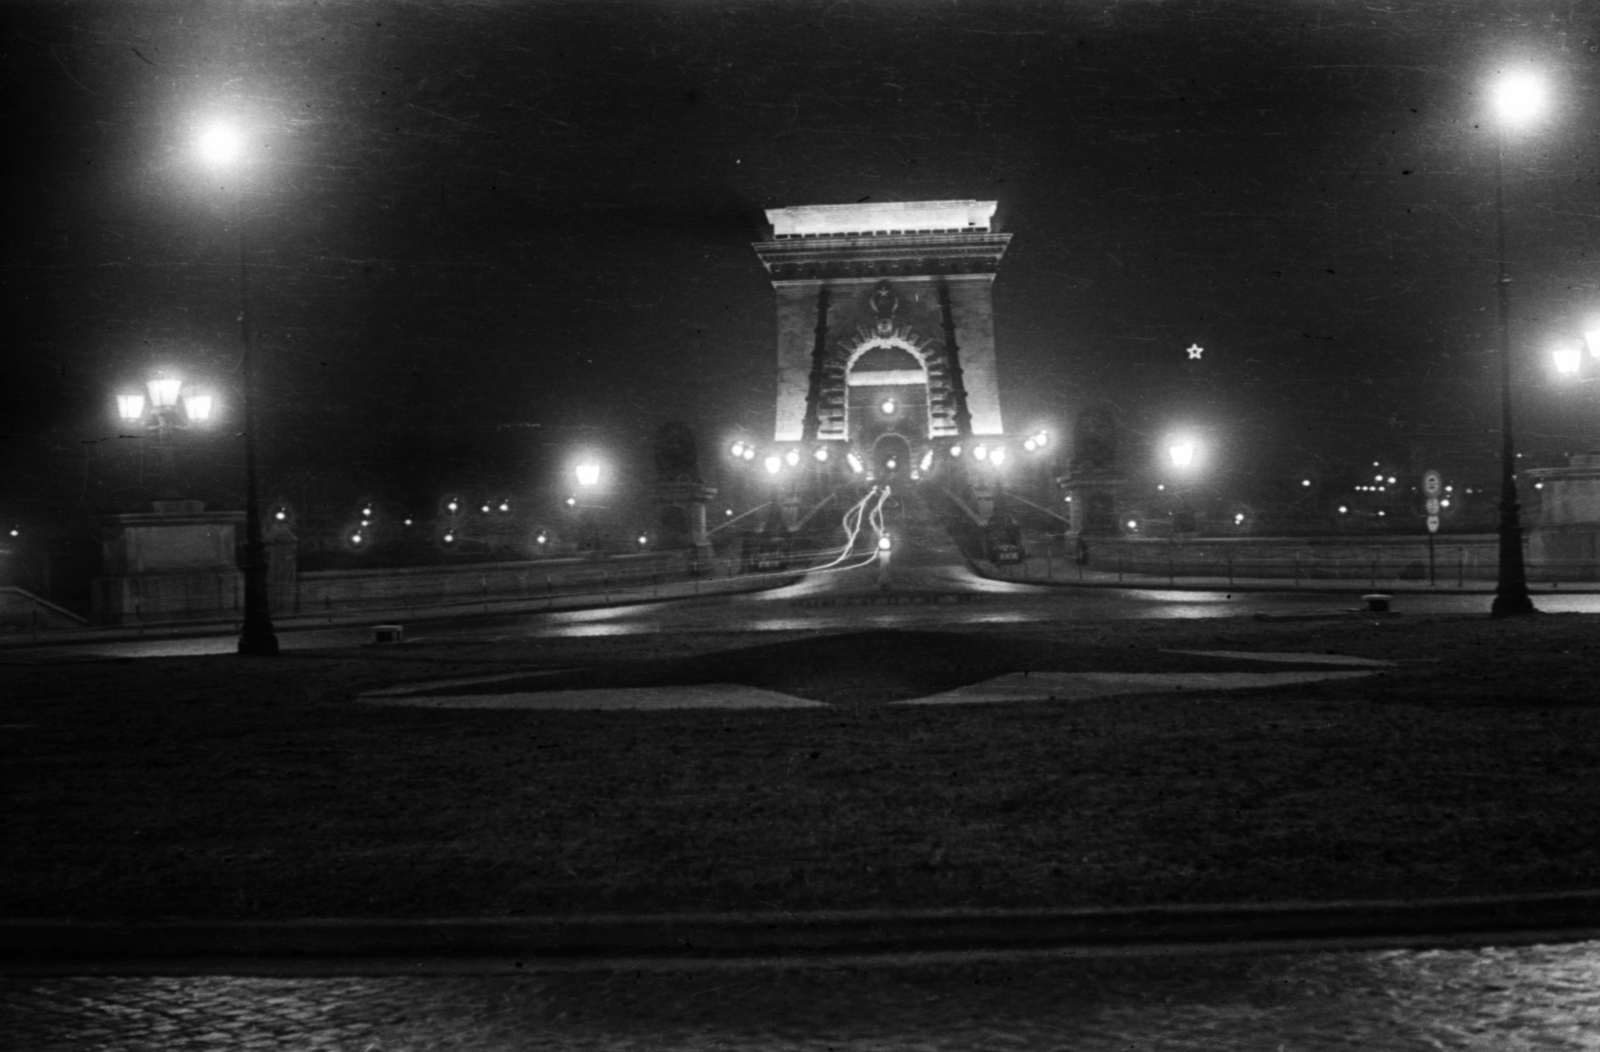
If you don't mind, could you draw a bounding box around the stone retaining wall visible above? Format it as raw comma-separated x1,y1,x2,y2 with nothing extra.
290,550,719,614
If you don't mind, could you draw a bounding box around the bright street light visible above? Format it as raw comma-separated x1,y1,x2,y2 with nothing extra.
1491,72,1546,124
1554,339,1590,378
574,462,601,487
196,123,245,166
115,372,217,432
147,375,183,408
1168,440,1197,469
182,394,214,423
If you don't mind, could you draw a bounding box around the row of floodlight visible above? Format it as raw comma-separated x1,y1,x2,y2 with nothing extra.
727,432,1054,475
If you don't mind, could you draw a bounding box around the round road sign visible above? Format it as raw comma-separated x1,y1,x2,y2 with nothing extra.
1427,514,1441,533
1425,497,1440,514
1423,470,1442,498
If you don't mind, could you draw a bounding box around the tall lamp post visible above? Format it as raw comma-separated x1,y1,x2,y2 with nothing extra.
197,122,279,654
1487,72,1545,617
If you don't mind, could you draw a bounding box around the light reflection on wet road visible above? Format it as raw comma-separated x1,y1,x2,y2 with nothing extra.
10,582,1600,658
5,940,1599,1049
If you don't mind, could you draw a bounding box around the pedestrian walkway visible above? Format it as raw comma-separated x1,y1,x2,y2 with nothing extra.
981,557,1600,594
0,569,801,651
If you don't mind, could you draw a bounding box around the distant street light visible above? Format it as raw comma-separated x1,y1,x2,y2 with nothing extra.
1486,69,1545,617
116,372,217,432
1553,340,1585,378
1166,436,1201,534
574,461,601,487
197,118,279,654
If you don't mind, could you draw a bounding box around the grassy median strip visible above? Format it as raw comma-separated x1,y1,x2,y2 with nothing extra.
4,616,1599,921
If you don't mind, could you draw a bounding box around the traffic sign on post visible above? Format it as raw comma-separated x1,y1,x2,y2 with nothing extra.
1427,514,1440,534
1422,469,1442,498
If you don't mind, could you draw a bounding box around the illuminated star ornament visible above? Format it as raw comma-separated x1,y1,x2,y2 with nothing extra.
1186,344,1204,360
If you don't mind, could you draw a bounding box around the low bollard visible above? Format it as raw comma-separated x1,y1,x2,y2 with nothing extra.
373,624,404,644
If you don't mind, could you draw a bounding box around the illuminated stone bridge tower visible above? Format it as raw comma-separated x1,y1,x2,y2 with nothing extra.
752,201,1010,473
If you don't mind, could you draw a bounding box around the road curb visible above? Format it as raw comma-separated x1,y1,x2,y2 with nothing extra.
6,891,1599,965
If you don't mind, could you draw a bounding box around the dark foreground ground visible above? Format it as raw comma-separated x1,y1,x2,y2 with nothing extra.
4,613,1598,922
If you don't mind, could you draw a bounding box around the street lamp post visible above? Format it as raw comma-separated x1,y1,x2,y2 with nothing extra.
1487,73,1543,617
199,121,279,654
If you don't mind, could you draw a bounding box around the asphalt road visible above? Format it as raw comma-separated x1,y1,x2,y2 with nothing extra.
11,564,1600,661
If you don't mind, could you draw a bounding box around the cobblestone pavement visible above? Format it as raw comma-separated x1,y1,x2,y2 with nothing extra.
5,939,1600,1050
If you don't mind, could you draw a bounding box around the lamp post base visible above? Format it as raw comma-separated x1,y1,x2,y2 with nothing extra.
237,627,280,656
1490,590,1537,618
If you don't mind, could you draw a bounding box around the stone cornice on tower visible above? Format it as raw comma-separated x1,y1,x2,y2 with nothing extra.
752,200,1010,283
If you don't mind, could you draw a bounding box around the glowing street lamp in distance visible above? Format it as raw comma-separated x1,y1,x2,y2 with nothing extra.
195,122,245,167
116,394,146,422
1168,440,1197,470
1553,341,1584,377
784,448,800,467
1491,72,1546,124
574,462,601,487
763,454,782,475
147,375,183,408
182,393,214,423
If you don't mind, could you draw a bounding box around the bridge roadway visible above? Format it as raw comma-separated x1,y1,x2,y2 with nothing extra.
11,484,1598,661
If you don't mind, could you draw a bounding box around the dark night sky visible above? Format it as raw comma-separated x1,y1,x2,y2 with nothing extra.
5,0,1600,526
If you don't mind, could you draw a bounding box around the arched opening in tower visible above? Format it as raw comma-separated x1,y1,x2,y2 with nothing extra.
873,433,912,478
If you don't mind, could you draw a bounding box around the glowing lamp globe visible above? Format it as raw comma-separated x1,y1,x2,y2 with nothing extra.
147,376,183,409
1491,73,1545,124
1554,344,1583,377
575,462,601,487
196,123,244,166
116,394,146,422
1169,441,1196,469
182,393,214,423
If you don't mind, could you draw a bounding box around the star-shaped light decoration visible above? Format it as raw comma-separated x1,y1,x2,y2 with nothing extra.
1186,344,1204,360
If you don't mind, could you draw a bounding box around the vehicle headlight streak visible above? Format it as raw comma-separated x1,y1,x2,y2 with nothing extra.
737,486,892,581
801,486,891,577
